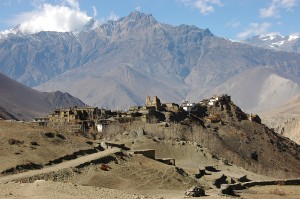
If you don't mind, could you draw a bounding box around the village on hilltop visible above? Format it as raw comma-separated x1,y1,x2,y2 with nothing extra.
34,94,261,133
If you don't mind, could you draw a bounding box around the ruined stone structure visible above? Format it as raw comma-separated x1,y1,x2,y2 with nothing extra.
33,117,48,126
145,95,162,111
248,114,261,123
48,106,100,132
165,103,180,112
131,149,175,165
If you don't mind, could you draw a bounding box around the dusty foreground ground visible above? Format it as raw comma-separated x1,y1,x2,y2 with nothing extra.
0,180,144,199
1,181,299,199
0,180,236,199
0,120,93,172
238,185,300,199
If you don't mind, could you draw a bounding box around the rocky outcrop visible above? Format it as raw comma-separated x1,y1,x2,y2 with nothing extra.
185,186,205,197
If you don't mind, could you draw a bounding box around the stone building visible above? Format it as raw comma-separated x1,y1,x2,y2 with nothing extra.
208,94,231,106
181,101,196,112
146,95,162,111
47,106,100,132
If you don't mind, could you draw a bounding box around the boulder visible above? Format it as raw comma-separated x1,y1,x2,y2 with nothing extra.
185,186,205,197
136,127,146,137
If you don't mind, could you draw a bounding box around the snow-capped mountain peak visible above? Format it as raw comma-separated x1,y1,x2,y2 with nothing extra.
0,18,99,40
288,34,299,41
0,27,22,39
258,34,284,41
243,33,300,54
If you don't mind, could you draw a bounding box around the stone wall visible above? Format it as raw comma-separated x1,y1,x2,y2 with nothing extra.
132,149,156,159
221,178,300,195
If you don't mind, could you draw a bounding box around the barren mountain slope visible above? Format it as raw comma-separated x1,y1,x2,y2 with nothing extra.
96,98,300,179
1,12,300,110
204,67,300,113
189,100,300,178
35,64,188,108
260,94,300,144
0,73,84,120
0,106,16,120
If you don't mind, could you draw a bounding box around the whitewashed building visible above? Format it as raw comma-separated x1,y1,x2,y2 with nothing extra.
181,101,196,112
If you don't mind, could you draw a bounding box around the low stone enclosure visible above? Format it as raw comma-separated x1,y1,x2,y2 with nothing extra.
132,149,156,159
131,149,176,166
221,178,300,196
103,142,129,150
156,158,176,166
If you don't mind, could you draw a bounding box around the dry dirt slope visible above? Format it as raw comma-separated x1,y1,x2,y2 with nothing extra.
0,120,96,173
0,119,299,198
114,99,300,179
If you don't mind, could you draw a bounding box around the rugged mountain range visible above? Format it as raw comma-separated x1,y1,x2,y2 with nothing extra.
243,34,300,54
0,72,85,120
2,11,300,111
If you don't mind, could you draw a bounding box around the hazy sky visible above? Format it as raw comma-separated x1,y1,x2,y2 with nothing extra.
0,0,299,39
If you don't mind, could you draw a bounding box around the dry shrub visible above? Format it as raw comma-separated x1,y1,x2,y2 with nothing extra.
269,188,286,196
277,181,285,186
8,138,24,145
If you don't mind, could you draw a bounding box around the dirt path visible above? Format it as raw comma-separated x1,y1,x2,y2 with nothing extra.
0,148,121,183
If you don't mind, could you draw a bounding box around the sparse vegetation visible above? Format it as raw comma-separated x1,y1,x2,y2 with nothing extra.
56,133,66,140
30,141,38,146
44,132,55,138
8,138,24,145
269,188,286,196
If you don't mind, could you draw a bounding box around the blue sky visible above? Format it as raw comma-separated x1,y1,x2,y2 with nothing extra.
0,0,299,40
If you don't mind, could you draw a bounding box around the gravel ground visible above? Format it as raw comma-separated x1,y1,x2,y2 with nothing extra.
0,180,149,199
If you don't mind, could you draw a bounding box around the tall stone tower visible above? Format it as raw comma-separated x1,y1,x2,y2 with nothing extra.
152,96,161,110
145,95,162,111
145,95,152,107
